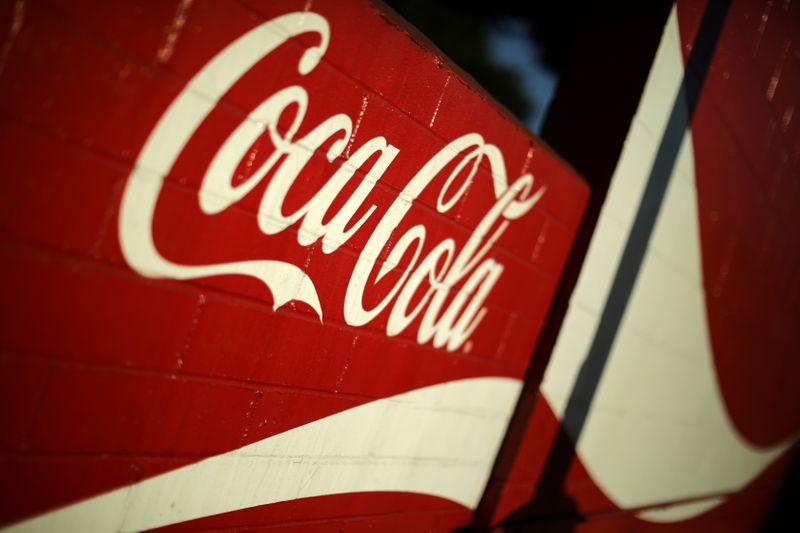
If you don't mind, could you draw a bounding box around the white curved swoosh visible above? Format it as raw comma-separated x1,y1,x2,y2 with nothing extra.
3,377,521,532
540,7,795,522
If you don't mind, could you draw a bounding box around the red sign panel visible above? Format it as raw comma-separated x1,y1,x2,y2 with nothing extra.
0,0,587,530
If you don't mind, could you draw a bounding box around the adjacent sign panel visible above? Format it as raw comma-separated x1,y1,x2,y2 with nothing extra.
486,0,800,529
0,0,587,530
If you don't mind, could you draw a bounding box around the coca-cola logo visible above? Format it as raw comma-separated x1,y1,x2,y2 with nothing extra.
119,11,545,353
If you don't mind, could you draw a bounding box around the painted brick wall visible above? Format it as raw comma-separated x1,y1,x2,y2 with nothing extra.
0,1,587,531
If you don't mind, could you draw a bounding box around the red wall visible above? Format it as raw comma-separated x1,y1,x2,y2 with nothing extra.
3,1,796,531
0,0,587,531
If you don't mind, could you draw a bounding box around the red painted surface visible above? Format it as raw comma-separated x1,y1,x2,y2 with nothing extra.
0,0,587,530
681,0,800,448
4,0,794,530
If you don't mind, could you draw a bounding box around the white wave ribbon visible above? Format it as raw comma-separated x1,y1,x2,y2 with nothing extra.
3,377,521,532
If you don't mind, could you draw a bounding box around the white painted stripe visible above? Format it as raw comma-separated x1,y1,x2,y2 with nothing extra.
541,7,795,522
4,377,521,532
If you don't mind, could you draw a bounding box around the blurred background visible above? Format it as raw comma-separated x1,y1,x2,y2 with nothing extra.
385,0,578,134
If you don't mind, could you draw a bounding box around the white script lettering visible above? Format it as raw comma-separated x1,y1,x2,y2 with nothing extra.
119,11,545,352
